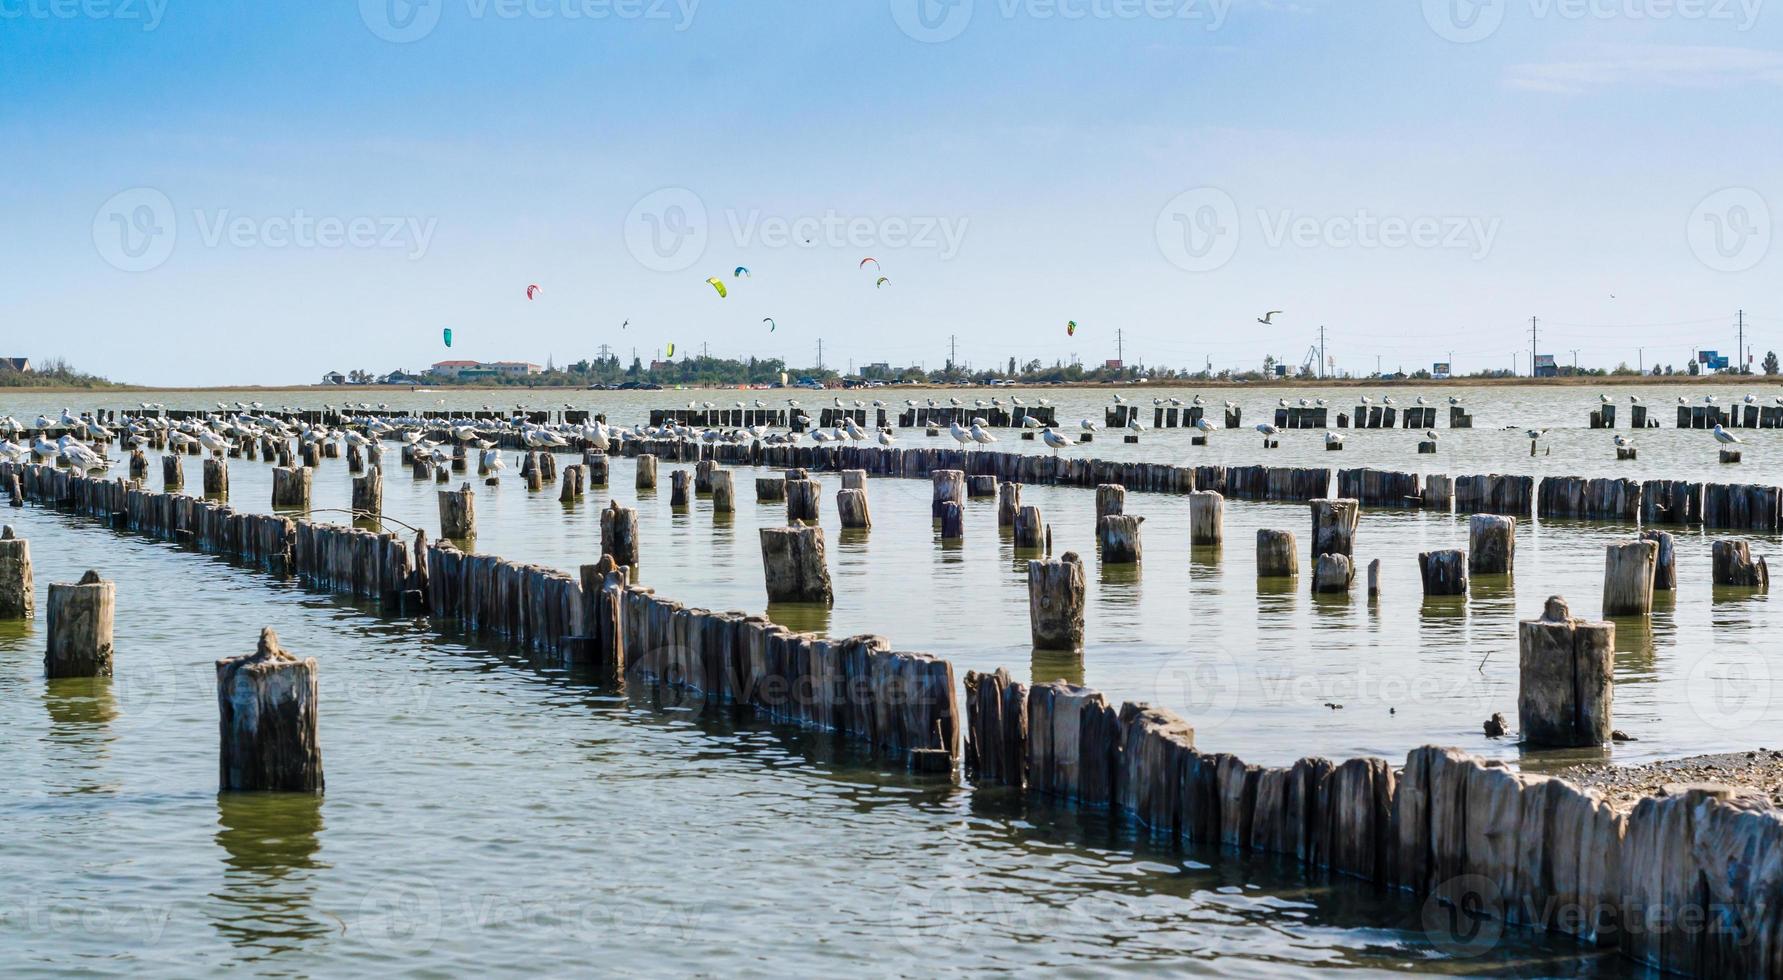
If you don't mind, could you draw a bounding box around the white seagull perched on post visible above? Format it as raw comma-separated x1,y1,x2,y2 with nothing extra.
1255,422,1280,445
1614,434,1634,450
948,421,974,446
1192,417,1216,435
969,422,998,445
1713,424,1742,446
1325,431,1343,448
1041,428,1071,453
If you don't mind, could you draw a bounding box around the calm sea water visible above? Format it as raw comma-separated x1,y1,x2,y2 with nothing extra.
2,382,1765,975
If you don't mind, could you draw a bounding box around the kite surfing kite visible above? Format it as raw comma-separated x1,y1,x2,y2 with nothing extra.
876,276,890,289
443,328,453,348
621,319,629,330
1067,321,1076,337
763,317,776,332
734,266,751,278
666,343,676,358
706,277,728,298
860,257,880,271
526,284,541,300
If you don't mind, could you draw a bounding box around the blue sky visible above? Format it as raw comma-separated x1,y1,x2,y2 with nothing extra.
3,0,1779,385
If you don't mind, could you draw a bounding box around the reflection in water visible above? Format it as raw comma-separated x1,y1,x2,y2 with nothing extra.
767,601,832,636
211,792,328,954
1031,646,1085,688
1614,616,1659,681
834,527,870,555
40,676,120,795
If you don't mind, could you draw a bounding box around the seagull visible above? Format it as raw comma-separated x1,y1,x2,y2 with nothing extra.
1041,428,1071,453
1448,396,1461,405
1257,311,1283,326
877,429,897,446
1614,434,1634,450
1416,396,1429,406
1079,419,1099,432
1325,431,1343,448
1600,393,1612,404
948,421,974,446
1629,395,1642,405
1426,430,1440,442
969,423,998,445
1255,422,1280,445
1192,417,1216,435
1713,425,1742,446
1525,428,1547,441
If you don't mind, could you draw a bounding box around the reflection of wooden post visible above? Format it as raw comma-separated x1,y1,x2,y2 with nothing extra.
271,466,312,508
635,453,657,490
203,457,229,497
438,483,475,539
0,527,33,619
1309,498,1358,560
46,570,115,678
352,468,382,517
1028,552,1085,650
760,526,833,603
217,627,323,793
1097,515,1143,563
1256,529,1297,578
1190,491,1224,546
1602,540,1657,617
1419,549,1468,595
1014,505,1045,550
1519,596,1613,747
1711,539,1769,588
1468,514,1515,574
712,471,735,513
600,501,639,572
997,482,1022,528
1641,529,1676,590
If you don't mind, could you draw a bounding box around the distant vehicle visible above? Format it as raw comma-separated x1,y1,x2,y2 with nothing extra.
615,381,662,391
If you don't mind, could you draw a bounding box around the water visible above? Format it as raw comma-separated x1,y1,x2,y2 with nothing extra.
2,382,1765,974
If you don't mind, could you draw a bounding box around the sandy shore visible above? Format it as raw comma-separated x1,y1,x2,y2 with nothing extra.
1558,750,1783,811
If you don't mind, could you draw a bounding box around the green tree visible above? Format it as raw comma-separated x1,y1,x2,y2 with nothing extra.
1765,351,1779,376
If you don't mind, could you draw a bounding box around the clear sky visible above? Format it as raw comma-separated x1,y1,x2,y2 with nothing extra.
3,0,1778,385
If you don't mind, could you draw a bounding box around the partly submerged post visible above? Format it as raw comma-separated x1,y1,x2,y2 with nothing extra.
1190,491,1224,546
1519,596,1614,747
352,467,383,518
1468,514,1515,575
1309,498,1358,560
837,487,871,529
1095,484,1126,520
939,500,965,541
671,469,691,507
760,525,833,603
932,470,966,520
1419,549,1469,596
1313,554,1354,594
635,453,658,490
1013,504,1045,550
756,477,786,502
1097,514,1143,563
601,500,639,572
1602,539,1657,617
438,482,475,539
1256,529,1297,578
1028,552,1085,650
203,457,229,497
1711,539,1769,588
787,479,821,523
1641,529,1676,591
711,470,736,514
271,466,312,508
46,570,115,678
0,526,33,619
162,454,184,492
216,627,323,793
997,482,1022,529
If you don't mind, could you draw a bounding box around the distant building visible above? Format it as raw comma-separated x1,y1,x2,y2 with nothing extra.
1533,354,1557,378
1104,359,1124,370
1,358,30,372
380,370,424,384
322,371,347,385
487,361,543,377
429,359,542,380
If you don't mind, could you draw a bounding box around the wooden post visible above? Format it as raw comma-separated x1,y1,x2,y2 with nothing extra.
127,451,147,482
1519,596,1614,747
1641,529,1676,591
600,501,639,571
1256,529,1297,578
837,487,871,528
300,441,320,468
1014,504,1045,550
438,482,475,539
0,527,32,619
997,482,1022,528
1310,498,1359,560
1711,539,1769,588
932,470,966,520
1418,549,1468,595
759,525,833,603
524,451,543,492
635,453,657,490
203,457,228,497
1313,554,1353,593
1028,552,1086,650
1367,558,1382,598
45,570,114,678
787,479,821,523
162,454,184,492
216,627,323,793
712,470,736,513
347,442,363,472
271,466,312,508
695,459,716,495
412,457,432,481
352,467,383,517
1095,484,1126,520
1097,515,1143,563
939,500,964,541
1190,491,1224,546
967,474,997,499
1602,540,1657,617
1468,514,1515,574
755,476,786,502
841,469,867,491
584,452,609,486
670,469,691,506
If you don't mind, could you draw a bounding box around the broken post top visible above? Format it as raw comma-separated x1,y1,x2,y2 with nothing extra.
1,525,13,540
1060,551,1082,566
78,569,102,585
254,626,297,663
1541,595,1570,622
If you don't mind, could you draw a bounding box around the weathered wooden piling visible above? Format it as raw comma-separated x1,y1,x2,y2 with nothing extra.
996,481,1022,528
1366,558,1382,597
786,479,821,523
127,451,147,482
1256,529,1298,578
438,482,475,539
1711,539,1769,588
840,469,868,491
1720,448,1741,465
411,457,432,481
1028,552,1085,650
202,457,228,497
1309,498,1359,560
0,527,32,619
759,525,833,603
755,476,786,502
932,469,966,520
635,453,658,490
524,451,543,492
1190,490,1224,546
837,487,870,528
270,466,312,508
1097,514,1143,563
939,500,965,541
1095,484,1126,520
695,459,717,495
967,474,997,499
1013,504,1045,550
347,442,363,472
1640,529,1676,590
351,467,383,517
1602,540,1657,617
1313,554,1353,593
162,454,184,492
584,451,609,486
670,469,691,507
711,470,735,513
600,501,639,572
1467,514,1515,575
1519,596,1614,747
216,627,322,793
1418,549,1468,595
45,570,115,678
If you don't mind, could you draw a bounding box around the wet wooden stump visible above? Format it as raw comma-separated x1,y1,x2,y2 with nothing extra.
271,466,312,508
840,469,868,491
1640,529,1676,590
127,452,147,482
671,469,691,507
711,470,735,513
1519,596,1614,747
786,479,821,523
1468,514,1515,574
967,475,997,499
1310,498,1359,560
1711,539,1769,588
997,481,1022,529
695,459,717,495
939,500,964,541
351,467,383,518
755,476,786,502
524,452,543,492
635,453,658,490
1190,490,1224,546
1014,504,1046,550
1367,558,1382,598
411,458,432,481
0,527,32,619
162,454,184,492
347,443,363,472
1313,553,1353,594
760,525,833,604
438,482,475,539
558,463,585,503
1028,552,1085,650
1256,529,1298,578
216,627,322,793
203,458,228,497
1097,514,1143,563
584,451,609,486
1602,540,1657,617
46,570,114,678
1418,549,1468,595
1095,484,1126,519
932,469,966,520
600,500,639,572
837,487,871,529
300,442,320,468
574,556,629,684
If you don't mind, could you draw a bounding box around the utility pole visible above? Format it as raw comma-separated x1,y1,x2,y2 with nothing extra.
816,338,824,371
948,334,957,374
1738,309,1746,374
1638,347,1643,374
1529,316,1539,378
1570,349,1579,373
1116,329,1124,366
1319,326,1327,379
